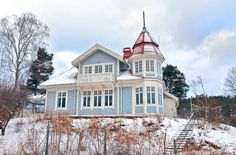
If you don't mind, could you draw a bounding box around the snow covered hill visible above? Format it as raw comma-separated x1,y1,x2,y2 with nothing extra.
0,116,235,154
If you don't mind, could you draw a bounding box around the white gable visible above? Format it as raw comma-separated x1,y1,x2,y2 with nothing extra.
72,43,123,67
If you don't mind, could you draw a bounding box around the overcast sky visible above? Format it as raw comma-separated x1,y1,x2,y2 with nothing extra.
1,0,236,96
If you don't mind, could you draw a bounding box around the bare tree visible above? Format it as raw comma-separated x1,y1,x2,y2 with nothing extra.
0,81,28,135
0,12,49,87
225,67,236,96
190,76,206,97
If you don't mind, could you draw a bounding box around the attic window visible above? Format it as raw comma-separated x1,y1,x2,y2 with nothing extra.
84,66,92,74
95,65,102,73
105,64,113,73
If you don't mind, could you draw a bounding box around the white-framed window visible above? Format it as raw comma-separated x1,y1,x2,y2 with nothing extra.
83,91,91,107
136,87,143,105
147,87,155,104
158,88,163,106
105,90,113,107
95,65,102,73
57,92,67,108
84,66,92,74
105,64,113,73
157,62,162,75
94,90,102,107
146,60,154,72
135,61,142,73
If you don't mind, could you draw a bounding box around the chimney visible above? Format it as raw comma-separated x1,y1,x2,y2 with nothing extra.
123,47,132,60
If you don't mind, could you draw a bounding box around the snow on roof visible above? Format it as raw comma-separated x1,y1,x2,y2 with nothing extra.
41,67,78,86
117,70,142,81
28,94,45,103
164,91,179,102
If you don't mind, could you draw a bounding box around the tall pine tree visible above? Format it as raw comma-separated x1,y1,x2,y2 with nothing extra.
27,48,54,95
163,64,189,99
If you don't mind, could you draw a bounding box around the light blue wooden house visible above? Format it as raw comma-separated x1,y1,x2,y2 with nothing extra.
41,17,179,117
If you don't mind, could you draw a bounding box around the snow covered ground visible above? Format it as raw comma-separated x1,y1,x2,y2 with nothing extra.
0,116,236,154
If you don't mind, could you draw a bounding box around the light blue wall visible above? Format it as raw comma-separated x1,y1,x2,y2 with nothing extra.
46,90,77,115
80,50,117,76
46,91,56,114
135,106,144,114
67,90,77,114
159,107,163,114
147,106,156,113
145,73,155,77
78,88,118,115
120,87,132,114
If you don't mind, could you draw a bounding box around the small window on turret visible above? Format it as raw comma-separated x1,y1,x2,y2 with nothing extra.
146,60,154,72
135,61,142,73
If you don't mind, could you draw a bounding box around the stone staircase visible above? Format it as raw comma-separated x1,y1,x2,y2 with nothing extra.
165,113,195,155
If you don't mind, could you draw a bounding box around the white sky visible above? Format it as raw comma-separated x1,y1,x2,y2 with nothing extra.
0,0,236,96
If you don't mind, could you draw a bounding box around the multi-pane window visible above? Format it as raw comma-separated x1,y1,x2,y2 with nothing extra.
147,87,155,104
105,64,113,73
83,91,91,107
146,60,154,72
157,62,161,75
94,90,102,107
84,66,92,74
95,65,102,73
136,87,143,105
135,61,142,73
105,90,113,107
57,92,66,108
158,88,163,106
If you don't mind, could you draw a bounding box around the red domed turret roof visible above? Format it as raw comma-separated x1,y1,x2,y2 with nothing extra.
132,27,164,58
131,12,164,59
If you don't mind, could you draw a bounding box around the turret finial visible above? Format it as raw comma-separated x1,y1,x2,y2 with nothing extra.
143,11,146,29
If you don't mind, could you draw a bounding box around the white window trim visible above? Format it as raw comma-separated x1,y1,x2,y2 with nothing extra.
143,59,157,77
81,90,92,109
158,87,163,107
83,65,93,74
157,62,162,77
55,91,68,110
133,60,143,74
146,86,156,106
93,90,102,109
95,65,103,73
145,59,156,74
104,89,114,108
81,88,115,110
135,87,143,106
83,63,115,74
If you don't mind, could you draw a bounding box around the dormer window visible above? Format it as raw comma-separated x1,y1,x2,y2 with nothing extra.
105,64,113,73
95,65,102,73
135,61,142,73
84,66,92,74
146,60,154,72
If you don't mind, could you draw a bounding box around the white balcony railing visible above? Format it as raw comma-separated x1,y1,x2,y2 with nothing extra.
77,73,115,84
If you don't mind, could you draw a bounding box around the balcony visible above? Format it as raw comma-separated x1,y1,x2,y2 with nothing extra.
77,73,115,84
